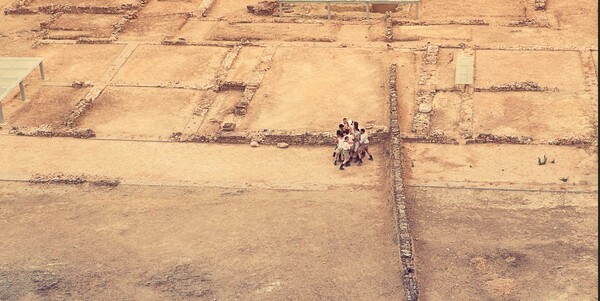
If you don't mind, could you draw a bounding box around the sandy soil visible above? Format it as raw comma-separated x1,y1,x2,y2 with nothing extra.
394,25,472,43
113,45,228,86
196,91,241,135
225,46,265,82
173,18,217,41
208,22,339,42
430,92,462,137
31,44,125,82
45,14,121,39
336,25,370,44
0,14,48,56
419,0,526,18
396,51,419,133
592,50,598,74
49,14,121,35
475,50,587,91
435,48,463,90
410,187,598,301
208,0,257,18
0,182,404,301
473,92,596,140
25,0,137,6
140,0,202,15
240,47,389,131
0,0,597,299
119,14,190,41
0,135,386,190
403,143,598,190
2,86,89,127
78,87,201,139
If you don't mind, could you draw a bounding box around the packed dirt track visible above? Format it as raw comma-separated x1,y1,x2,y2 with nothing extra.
0,0,597,300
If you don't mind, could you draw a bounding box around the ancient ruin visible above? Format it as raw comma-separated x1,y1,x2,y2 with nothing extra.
0,0,597,300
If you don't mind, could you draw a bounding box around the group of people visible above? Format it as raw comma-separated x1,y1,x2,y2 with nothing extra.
333,118,374,170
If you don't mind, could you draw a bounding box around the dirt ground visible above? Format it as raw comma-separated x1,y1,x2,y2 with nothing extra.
77,87,201,140
0,0,597,299
409,187,597,300
240,47,389,132
0,182,403,301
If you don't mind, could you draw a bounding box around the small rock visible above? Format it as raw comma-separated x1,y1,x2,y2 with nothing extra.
221,122,236,132
250,141,260,147
419,103,433,113
277,143,289,149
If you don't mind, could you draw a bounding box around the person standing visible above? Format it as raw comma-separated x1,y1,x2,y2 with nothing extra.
339,136,352,170
333,130,344,165
358,128,373,162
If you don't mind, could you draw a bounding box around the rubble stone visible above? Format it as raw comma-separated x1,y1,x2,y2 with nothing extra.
418,103,432,113
221,122,236,132
246,1,280,16
30,172,120,187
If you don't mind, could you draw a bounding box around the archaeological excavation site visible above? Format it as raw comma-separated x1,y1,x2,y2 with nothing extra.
0,0,597,300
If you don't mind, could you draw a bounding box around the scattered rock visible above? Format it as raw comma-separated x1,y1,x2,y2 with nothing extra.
418,103,433,113
216,81,246,92
466,133,534,145
10,125,96,139
246,1,279,15
474,82,550,92
277,142,289,149
221,122,236,132
29,172,120,187
534,0,546,10
71,80,93,88
250,141,260,147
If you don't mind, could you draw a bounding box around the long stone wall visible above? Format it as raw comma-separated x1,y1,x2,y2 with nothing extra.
388,64,419,301
171,127,389,146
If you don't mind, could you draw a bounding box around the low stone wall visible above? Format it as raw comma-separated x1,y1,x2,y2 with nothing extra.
412,45,439,135
393,19,488,26
388,64,419,301
474,82,551,92
401,132,459,144
30,172,120,187
507,18,550,27
171,127,389,146
546,137,595,148
385,12,393,42
10,125,96,139
466,133,534,144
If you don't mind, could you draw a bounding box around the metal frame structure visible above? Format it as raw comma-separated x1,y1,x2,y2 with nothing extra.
0,57,46,123
278,0,420,20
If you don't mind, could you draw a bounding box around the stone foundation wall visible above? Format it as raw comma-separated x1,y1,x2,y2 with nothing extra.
466,133,534,144
10,125,96,139
474,82,551,92
388,64,419,301
30,172,120,187
171,127,389,146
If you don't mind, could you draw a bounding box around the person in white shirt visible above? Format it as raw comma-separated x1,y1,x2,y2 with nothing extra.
342,118,351,132
333,130,344,166
357,128,373,163
339,136,352,170
352,122,361,161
